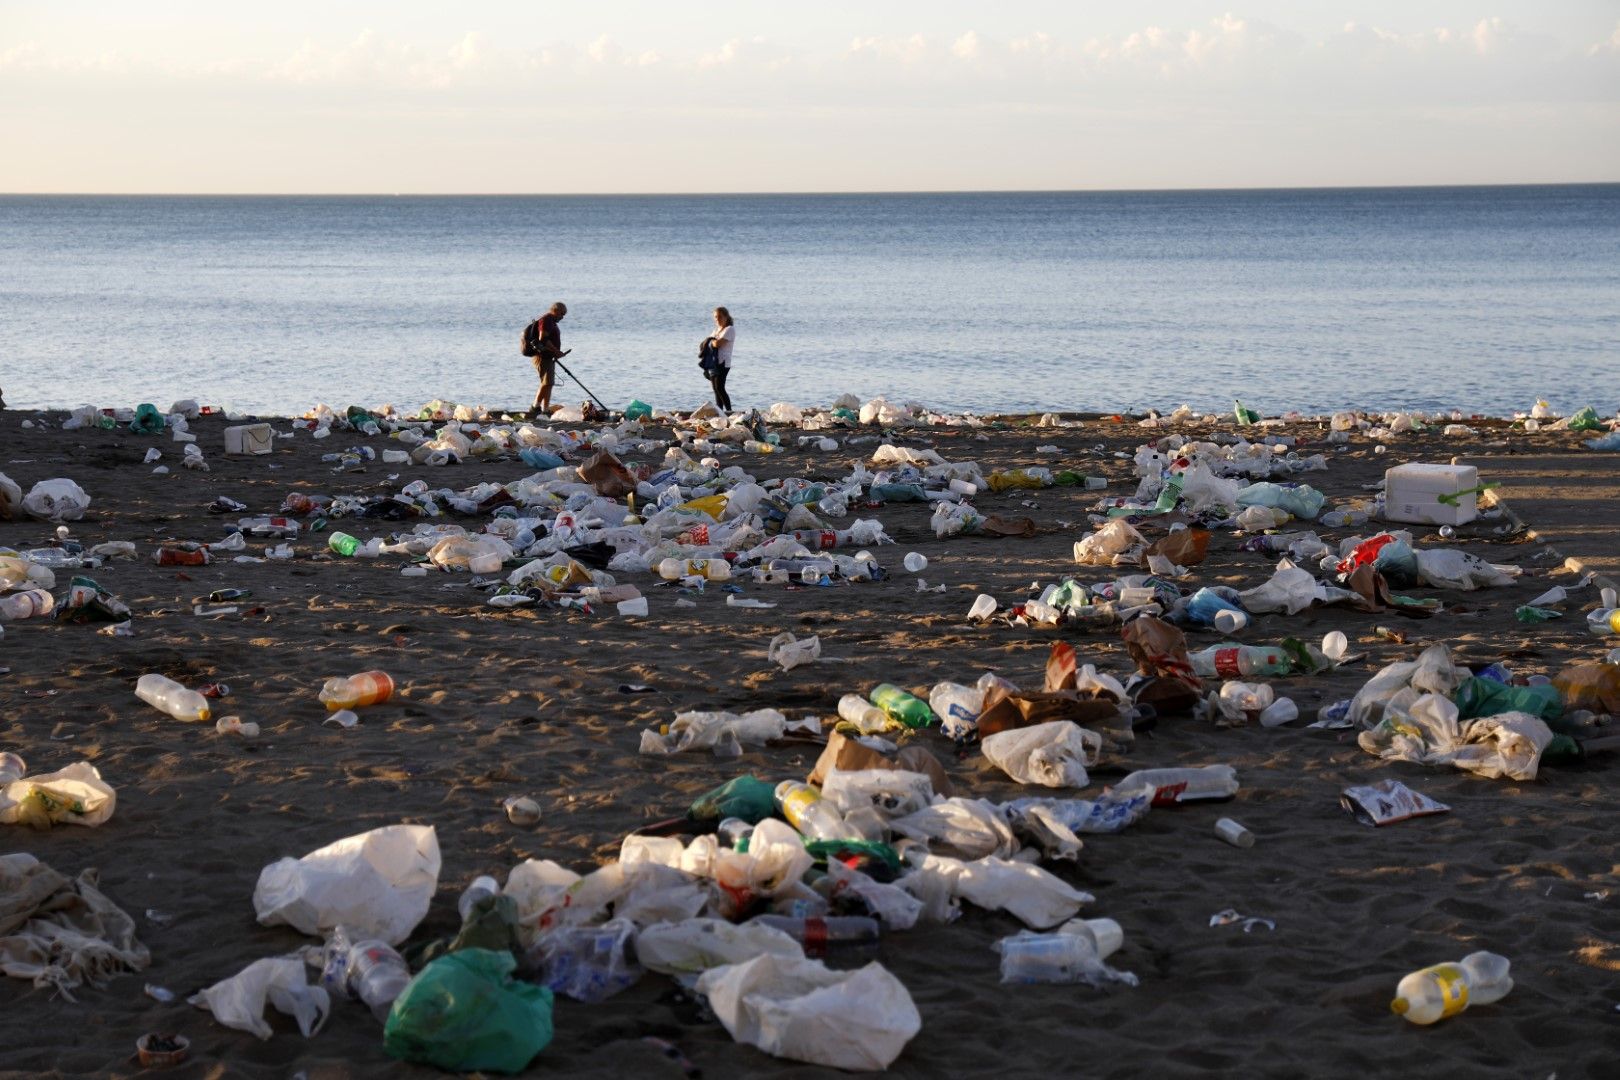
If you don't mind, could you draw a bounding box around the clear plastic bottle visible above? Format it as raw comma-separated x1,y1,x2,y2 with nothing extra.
1391,952,1512,1024
997,918,1127,984
1188,644,1291,678
135,673,211,722
1587,608,1620,636
318,670,395,711
836,693,890,732
750,914,880,958
1115,765,1239,804
773,780,849,841
0,588,55,621
324,929,412,1022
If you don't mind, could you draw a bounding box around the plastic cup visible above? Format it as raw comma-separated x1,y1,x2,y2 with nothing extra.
968,594,997,622
1321,631,1348,660
1213,609,1248,634
1604,587,1619,609
903,552,928,573
1214,818,1255,848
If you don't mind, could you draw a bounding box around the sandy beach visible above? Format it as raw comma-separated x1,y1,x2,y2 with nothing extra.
3,404,1620,1079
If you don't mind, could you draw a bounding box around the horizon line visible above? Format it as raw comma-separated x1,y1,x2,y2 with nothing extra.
4,179,1618,198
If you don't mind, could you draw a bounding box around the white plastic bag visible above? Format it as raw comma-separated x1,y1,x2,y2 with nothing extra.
1238,561,1322,614
1073,520,1145,565
1357,694,1553,781
0,761,116,828
906,853,1094,929
636,918,805,975
638,708,787,756
1413,549,1518,591
821,768,935,819
767,632,821,672
252,825,440,945
889,798,1019,860
22,479,90,522
696,955,922,1071
188,956,331,1040
979,721,1100,788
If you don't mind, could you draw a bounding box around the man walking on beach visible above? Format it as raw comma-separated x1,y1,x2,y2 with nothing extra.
527,302,568,419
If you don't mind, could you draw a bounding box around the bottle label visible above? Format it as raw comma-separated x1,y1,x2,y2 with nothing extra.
1425,964,1470,1017
780,786,818,829
1212,647,1242,678
802,917,828,956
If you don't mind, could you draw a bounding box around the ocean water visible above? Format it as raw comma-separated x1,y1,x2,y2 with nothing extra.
2,186,1617,418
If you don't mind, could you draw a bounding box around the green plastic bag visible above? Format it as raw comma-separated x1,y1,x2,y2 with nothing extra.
1452,677,1562,723
1567,406,1603,432
129,403,166,435
689,775,777,824
623,399,652,421
384,949,553,1074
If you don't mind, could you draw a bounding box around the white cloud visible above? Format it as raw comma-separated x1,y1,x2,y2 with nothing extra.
951,32,981,61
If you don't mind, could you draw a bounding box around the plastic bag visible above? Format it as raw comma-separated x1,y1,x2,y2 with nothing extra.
1236,482,1324,520
980,721,1100,788
1347,644,1467,728
904,852,1093,929
1413,549,1517,590
384,949,554,1073
636,917,805,975
697,955,922,1071
930,501,983,538
253,825,441,945
0,761,116,828
21,479,90,523
0,471,21,520
639,708,787,756
821,768,935,819
1553,663,1620,715
189,957,331,1040
767,632,821,671
889,798,1019,861
1357,694,1553,781
1239,562,1322,614
1073,520,1145,565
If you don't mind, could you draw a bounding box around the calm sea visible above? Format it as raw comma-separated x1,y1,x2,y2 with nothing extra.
2,187,1617,418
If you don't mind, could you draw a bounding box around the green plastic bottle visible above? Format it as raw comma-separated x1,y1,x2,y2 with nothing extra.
868,684,936,728
328,531,360,557
1234,400,1261,426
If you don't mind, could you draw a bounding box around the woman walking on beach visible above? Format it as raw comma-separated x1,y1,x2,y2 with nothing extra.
705,307,736,413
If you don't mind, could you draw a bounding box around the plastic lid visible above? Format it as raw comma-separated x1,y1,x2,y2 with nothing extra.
1390,997,1408,1015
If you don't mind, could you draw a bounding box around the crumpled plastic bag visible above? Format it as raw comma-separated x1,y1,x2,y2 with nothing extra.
901,852,1093,928
189,956,331,1040
824,859,925,930
930,501,983,538
708,819,816,918
0,761,116,828
384,948,554,1073
1236,481,1324,520
530,917,643,1002
767,632,821,671
821,768,935,819
1142,527,1211,569
636,918,805,975
980,721,1100,787
1239,560,1323,615
22,479,90,523
639,708,787,756
1413,549,1518,591
253,825,441,945
888,797,1019,860
1348,643,1467,728
696,955,922,1072
1176,463,1242,514
1073,520,1145,565
1357,693,1554,781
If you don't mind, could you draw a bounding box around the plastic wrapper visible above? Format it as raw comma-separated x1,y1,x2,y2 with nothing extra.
188,957,331,1041
979,721,1100,788
1340,779,1451,826
384,949,554,1073
696,955,922,1071
0,761,116,828
253,825,441,945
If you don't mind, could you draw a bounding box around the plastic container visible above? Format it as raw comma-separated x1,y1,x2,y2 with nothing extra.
223,424,273,455
1383,463,1480,526
1392,952,1512,1024
1188,644,1290,678
1587,608,1620,637
136,674,211,722
657,558,732,581
318,670,395,711
902,552,927,573
457,875,502,922
0,588,55,621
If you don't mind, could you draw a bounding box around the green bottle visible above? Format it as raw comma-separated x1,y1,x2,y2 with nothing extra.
868,683,936,728
328,531,360,557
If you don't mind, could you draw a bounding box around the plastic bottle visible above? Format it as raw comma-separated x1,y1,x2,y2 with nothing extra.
153,547,211,566
868,683,936,728
328,933,412,1022
717,817,755,849
1391,952,1512,1025
135,673,211,722
318,670,395,711
1115,765,1239,805
1587,608,1620,636
657,557,732,581
457,875,502,922
773,780,849,841
328,532,361,557
0,588,55,621
1188,644,1291,678
750,914,880,958
836,693,890,731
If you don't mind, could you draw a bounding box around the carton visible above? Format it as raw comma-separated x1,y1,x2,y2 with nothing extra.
1384,463,1479,526
224,424,273,456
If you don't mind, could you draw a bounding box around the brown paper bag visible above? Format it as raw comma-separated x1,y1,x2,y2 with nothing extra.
1142,528,1210,568
1121,615,1200,691
577,450,637,498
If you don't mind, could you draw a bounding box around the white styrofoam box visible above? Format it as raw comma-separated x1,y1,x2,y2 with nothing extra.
1384,463,1480,526
224,423,273,456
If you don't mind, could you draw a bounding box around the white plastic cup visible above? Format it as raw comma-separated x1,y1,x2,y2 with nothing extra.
1213,609,1248,634
1214,818,1255,848
1259,698,1299,727
968,594,997,622
1321,630,1348,660
949,478,977,496
903,552,928,573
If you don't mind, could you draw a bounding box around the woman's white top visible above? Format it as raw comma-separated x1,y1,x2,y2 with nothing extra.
715,324,735,368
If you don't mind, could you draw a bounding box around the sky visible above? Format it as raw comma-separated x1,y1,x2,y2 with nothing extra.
2,1,1617,193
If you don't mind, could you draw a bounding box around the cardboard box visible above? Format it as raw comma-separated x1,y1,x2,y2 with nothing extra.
1384,463,1480,526
223,423,273,456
